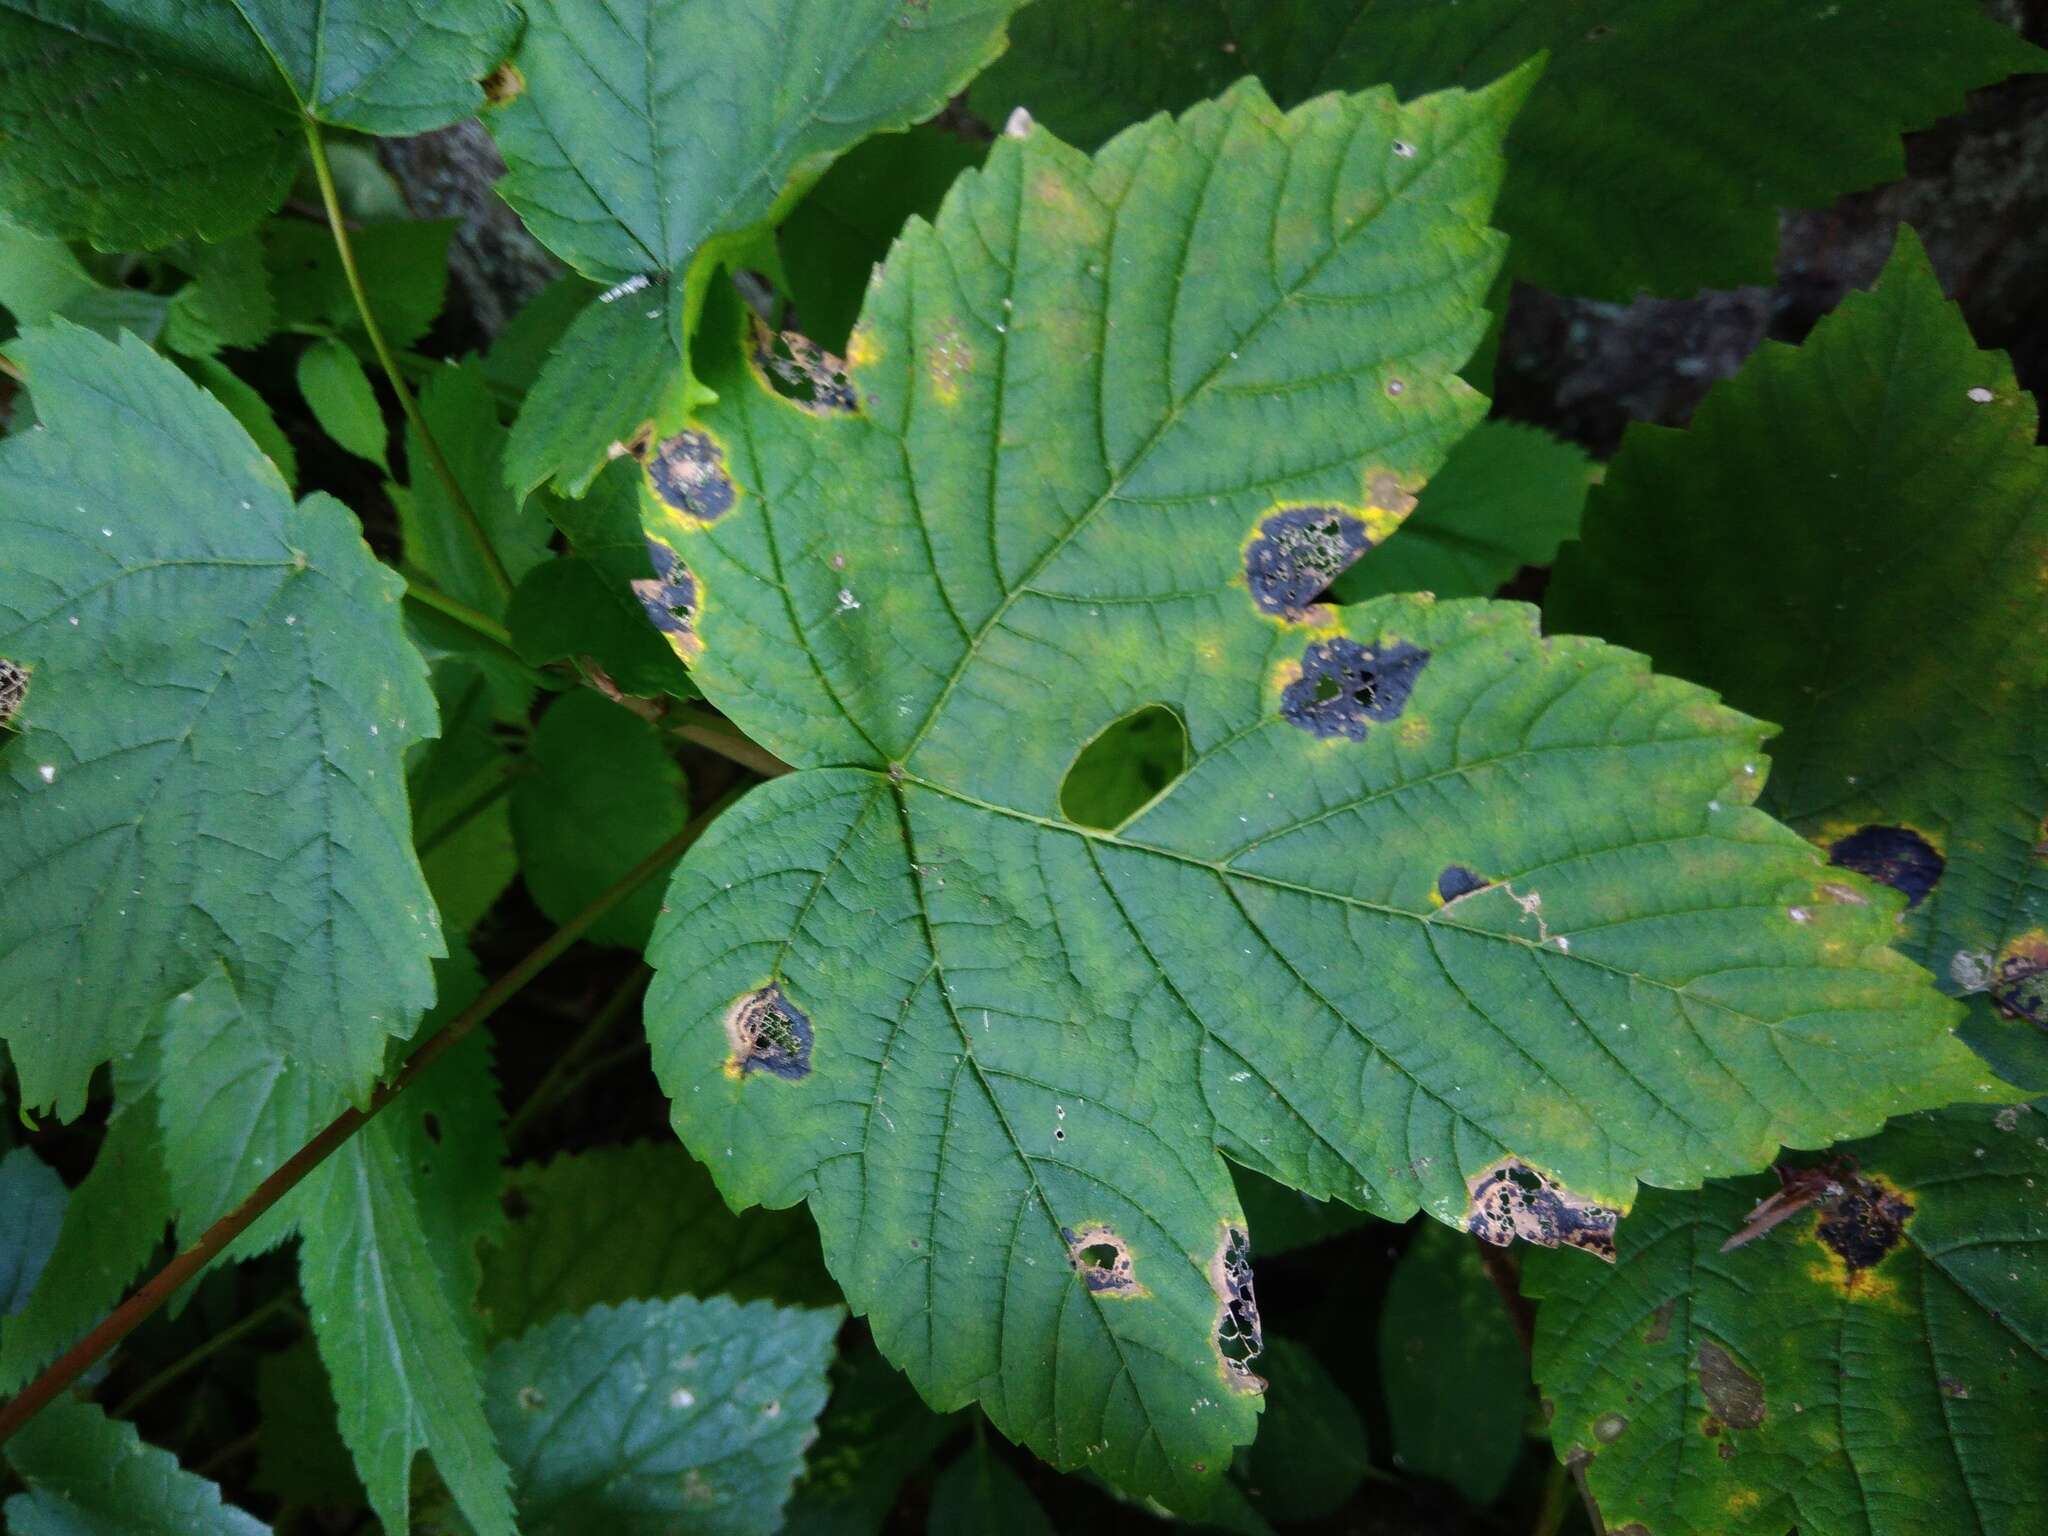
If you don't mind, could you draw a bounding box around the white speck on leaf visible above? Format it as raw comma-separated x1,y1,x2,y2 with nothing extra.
37,765,56,783
1967,386,1995,403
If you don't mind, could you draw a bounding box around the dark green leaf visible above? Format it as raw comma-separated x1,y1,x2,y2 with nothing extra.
510,691,688,950
1546,230,2048,1089
928,1435,1054,1536
968,0,2045,299
783,1340,962,1536
508,555,694,700
1378,1222,1525,1503
269,217,456,354
400,359,553,618
1527,1104,2048,1536
252,1338,366,1507
781,125,987,354
484,275,596,402
0,1046,173,1391
1231,1166,1371,1257
1243,1338,1369,1522
163,232,275,356
180,354,299,488
409,661,519,936
0,223,169,341
482,1141,837,1340
0,1,519,248
1332,421,1591,603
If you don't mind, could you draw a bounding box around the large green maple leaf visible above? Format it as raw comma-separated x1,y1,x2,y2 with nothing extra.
1527,1104,2047,1536
1547,230,2048,1089
0,0,520,249
0,324,441,1119
639,79,2000,1504
966,0,2043,300
488,0,1027,498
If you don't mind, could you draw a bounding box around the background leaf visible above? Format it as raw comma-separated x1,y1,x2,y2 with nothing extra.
481,1141,837,1340
297,335,391,470
1546,230,2048,1090
1332,420,1591,602
1242,1338,1369,1522
485,1294,841,1536
0,1046,174,1391
0,1,518,248
1527,1104,2048,1536
490,0,1026,495
3,1394,270,1535
0,1145,64,1319
0,324,441,1119
928,1434,1055,1536
967,0,2044,299
510,691,688,950
1376,1223,1525,1503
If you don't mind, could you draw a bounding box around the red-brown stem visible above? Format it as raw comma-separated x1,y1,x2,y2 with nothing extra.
0,806,718,1446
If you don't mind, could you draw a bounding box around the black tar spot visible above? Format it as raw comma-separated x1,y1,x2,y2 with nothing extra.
646,429,737,523
1281,637,1430,741
632,536,698,647
1245,506,1370,619
729,984,813,1080
1437,864,1490,903
1827,825,1943,908
1815,1180,1912,1271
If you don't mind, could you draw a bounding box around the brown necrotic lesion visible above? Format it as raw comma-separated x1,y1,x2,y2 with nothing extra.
750,317,858,415
645,429,737,525
1465,1158,1620,1261
1209,1225,1264,1389
1062,1224,1146,1297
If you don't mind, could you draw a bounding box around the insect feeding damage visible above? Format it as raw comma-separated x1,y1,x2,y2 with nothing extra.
1245,506,1370,620
1281,637,1430,741
1209,1226,1264,1390
722,984,813,1080
1466,1159,1619,1260
749,318,857,415
0,658,25,729
1063,1224,1146,1297
1826,824,1944,908
630,536,703,662
644,428,737,526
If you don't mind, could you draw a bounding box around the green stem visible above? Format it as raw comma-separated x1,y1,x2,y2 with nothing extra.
402,576,517,652
301,115,513,601
0,800,727,1449
414,772,520,861
109,1290,300,1420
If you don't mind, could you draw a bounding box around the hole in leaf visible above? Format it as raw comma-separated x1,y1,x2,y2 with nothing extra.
1059,704,1189,830
1076,1242,1119,1268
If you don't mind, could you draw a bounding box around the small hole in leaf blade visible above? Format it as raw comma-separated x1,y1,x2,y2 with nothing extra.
1059,704,1189,830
